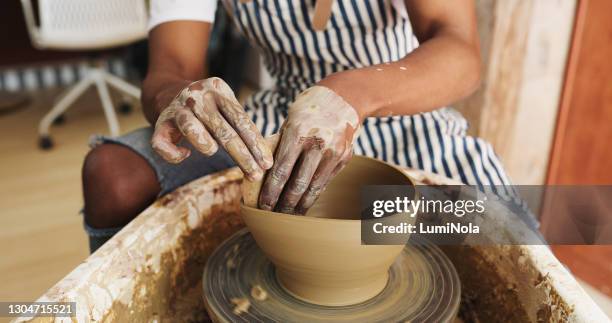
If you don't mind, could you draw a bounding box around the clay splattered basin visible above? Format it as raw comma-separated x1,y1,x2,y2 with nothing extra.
241,156,416,306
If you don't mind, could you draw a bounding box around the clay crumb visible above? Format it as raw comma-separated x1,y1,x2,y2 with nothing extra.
230,297,250,315
534,273,550,288
226,258,236,269
251,285,268,301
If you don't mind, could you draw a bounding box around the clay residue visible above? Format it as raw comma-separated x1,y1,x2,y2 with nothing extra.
441,245,581,323
251,285,267,301
20,168,246,323
100,183,245,322
157,170,242,208
226,258,236,269
442,246,530,323
241,134,281,208
151,77,273,179
532,271,574,322
231,297,250,315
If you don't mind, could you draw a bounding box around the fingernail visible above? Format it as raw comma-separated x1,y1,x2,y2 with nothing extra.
262,158,274,170
260,204,272,211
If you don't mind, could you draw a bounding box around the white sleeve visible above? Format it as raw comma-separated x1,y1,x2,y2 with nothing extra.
148,0,218,31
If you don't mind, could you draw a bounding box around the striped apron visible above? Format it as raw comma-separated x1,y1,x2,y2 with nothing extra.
223,0,514,193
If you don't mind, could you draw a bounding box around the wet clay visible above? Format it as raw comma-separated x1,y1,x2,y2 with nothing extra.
230,298,250,315
251,285,268,301
152,77,273,181
241,156,414,306
241,134,281,207
258,86,361,214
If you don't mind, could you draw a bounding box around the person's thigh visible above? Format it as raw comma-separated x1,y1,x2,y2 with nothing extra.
95,127,237,196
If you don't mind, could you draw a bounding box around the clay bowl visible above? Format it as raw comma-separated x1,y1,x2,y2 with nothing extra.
241,155,416,306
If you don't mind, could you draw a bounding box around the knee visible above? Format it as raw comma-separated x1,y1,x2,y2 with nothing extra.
82,144,159,228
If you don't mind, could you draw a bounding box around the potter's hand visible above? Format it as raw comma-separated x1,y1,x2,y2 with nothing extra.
259,86,361,214
151,77,273,181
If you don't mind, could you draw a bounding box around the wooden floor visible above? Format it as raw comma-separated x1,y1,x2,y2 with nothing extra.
0,88,148,306
0,87,610,320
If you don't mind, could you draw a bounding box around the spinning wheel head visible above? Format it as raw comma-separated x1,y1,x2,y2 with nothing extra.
203,229,461,323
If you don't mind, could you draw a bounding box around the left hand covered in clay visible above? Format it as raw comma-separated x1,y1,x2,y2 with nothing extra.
259,86,361,214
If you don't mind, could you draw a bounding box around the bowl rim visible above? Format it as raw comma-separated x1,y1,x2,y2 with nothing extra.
240,155,418,224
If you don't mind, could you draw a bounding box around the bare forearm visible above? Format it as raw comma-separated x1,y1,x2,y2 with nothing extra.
141,21,211,125
142,71,192,125
319,32,481,119
319,0,480,119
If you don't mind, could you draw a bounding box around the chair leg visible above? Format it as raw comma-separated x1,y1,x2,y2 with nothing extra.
93,73,120,137
103,72,141,98
103,72,140,115
38,76,94,137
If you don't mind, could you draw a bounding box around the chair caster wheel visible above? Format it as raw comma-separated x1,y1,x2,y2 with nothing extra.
39,136,54,150
53,114,66,125
119,102,132,115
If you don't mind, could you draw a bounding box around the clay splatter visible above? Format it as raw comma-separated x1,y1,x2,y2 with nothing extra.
226,258,236,269
231,297,251,315
152,77,273,181
251,285,268,301
259,86,360,214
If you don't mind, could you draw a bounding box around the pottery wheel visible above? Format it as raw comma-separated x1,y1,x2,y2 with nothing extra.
203,228,460,323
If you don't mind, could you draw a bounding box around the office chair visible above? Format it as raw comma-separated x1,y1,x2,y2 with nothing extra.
20,0,148,149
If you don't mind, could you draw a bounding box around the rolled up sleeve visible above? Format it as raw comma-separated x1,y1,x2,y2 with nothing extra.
148,0,218,31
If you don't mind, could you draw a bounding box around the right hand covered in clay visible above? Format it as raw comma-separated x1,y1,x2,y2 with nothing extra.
151,77,273,181
258,86,361,214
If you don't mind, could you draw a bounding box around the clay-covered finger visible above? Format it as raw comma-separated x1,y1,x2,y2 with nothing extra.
175,108,218,156
296,146,353,213
276,149,323,214
193,93,263,181
225,135,264,181
296,152,342,214
330,148,353,178
214,91,273,170
242,134,281,208
258,131,302,211
151,120,191,163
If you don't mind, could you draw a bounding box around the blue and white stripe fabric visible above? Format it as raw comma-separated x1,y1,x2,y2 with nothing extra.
223,0,514,190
